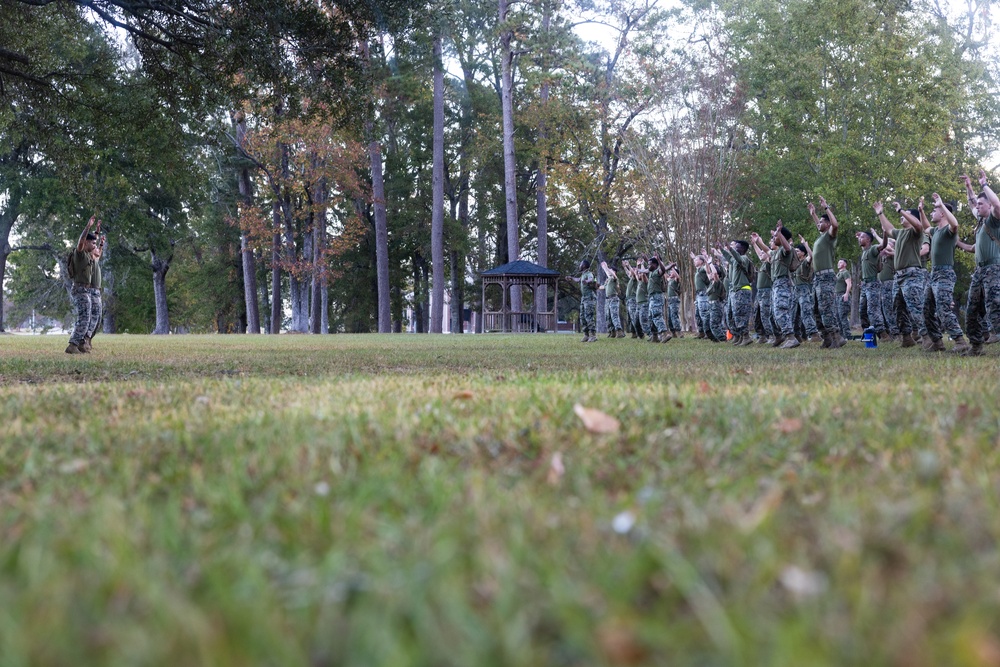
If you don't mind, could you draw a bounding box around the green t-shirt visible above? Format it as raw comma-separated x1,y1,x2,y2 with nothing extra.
625,276,636,299
635,279,648,304
877,251,894,281
70,249,94,286
890,227,922,271
91,258,102,289
929,226,957,268
694,267,709,293
860,245,880,281
812,231,837,272
975,215,1000,265
605,275,619,298
770,248,792,280
666,278,679,298
757,259,772,289
793,258,813,286
580,271,596,298
707,278,724,302
725,249,752,290
647,270,664,295
835,269,850,294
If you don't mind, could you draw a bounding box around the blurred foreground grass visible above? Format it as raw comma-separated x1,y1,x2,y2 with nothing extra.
1,334,999,666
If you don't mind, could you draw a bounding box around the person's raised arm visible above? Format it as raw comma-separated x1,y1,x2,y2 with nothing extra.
899,205,921,231
749,233,768,261
979,170,1000,219
918,197,931,232
76,216,95,252
798,234,812,262
774,221,791,251
962,174,978,213
808,201,821,227
818,196,839,238
600,261,618,280
874,201,896,236
933,193,959,235
706,262,718,282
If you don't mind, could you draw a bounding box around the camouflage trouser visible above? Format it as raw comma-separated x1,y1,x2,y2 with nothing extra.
924,266,963,341
881,280,899,335
754,288,774,337
861,281,885,334
707,299,726,341
965,263,1000,346
728,287,752,335
637,300,651,335
793,283,819,336
667,296,681,333
695,293,710,337
814,270,840,338
838,293,851,337
606,296,622,331
724,297,735,333
69,285,94,346
895,267,927,337
859,288,870,329
771,278,795,337
626,297,638,333
580,296,597,335
86,288,102,339
648,293,667,333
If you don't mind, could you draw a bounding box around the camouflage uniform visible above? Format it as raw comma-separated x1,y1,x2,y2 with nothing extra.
579,269,597,337
667,278,681,334
771,277,795,337
838,293,851,337
604,274,622,332
925,267,963,340
647,271,668,334
966,264,1000,345
70,286,94,347
861,281,885,335
755,288,774,338
793,284,819,336
813,270,839,337
635,281,652,337
895,267,927,337
881,279,900,336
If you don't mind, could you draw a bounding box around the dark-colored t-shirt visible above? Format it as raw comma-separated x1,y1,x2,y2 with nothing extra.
890,228,922,271
861,246,880,281
877,251,894,281
812,231,836,272
975,215,1000,265
929,226,957,268
71,249,94,285
91,258,101,289
694,267,709,293
757,259,772,289
580,271,596,298
605,275,619,298
635,279,648,304
793,258,813,286
770,248,792,280
666,279,679,298
835,269,850,294
647,270,664,295
707,278,724,301
625,276,636,299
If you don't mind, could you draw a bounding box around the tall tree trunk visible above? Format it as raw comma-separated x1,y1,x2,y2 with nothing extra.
0,185,22,333
234,111,260,334
430,32,446,334
101,241,116,333
258,250,270,332
369,136,391,333
270,202,282,334
536,0,552,313
0,248,8,333
150,248,172,335
499,0,521,312
413,257,424,333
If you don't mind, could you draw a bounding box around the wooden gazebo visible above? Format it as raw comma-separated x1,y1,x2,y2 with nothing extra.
481,260,561,333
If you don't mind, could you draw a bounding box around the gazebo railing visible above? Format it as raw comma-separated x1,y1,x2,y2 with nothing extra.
483,311,557,333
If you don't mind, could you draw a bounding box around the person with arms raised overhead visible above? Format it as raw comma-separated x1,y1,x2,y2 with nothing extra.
875,200,929,348
807,197,846,348
65,216,99,355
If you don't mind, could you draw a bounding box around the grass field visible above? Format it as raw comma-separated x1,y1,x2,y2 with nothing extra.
2,333,1000,666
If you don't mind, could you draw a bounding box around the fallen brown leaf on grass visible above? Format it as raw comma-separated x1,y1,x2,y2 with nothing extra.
597,618,648,665
573,404,620,434
775,417,803,434
546,452,565,485
453,390,475,400
736,484,785,533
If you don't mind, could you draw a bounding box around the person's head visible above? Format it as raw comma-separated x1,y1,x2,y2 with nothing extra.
794,243,807,260
649,257,660,270
837,259,847,271
84,232,97,253
976,193,992,219
693,254,705,267
818,213,831,233
857,230,873,248
579,259,590,272
732,240,749,255
931,202,954,224
901,208,919,223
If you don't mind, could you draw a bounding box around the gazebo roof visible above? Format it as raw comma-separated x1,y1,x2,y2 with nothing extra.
481,260,560,277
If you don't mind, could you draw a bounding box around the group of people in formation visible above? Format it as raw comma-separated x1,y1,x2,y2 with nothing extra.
574,171,1000,356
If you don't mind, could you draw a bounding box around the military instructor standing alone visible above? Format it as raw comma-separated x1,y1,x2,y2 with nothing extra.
66,216,100,354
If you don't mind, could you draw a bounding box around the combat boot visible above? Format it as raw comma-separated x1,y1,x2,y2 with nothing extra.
770,334,784,347
900,332,916,348
987,333,1000,345
588,332,598,342
65,343,82,354
80,337,92,353
832,332,847,348
617,329,626,338
676,331,684,338
921,337,936,351
741,334,754,346
821,332,832,349
779,337,800,349
660,332,672,343
630,329,638,339
949,337,971,354
607,329,616,338
696,331,705,339
649,332,660,343
961,343,984,356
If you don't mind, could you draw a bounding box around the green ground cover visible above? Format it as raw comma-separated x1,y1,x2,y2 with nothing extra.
1,334,999,666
